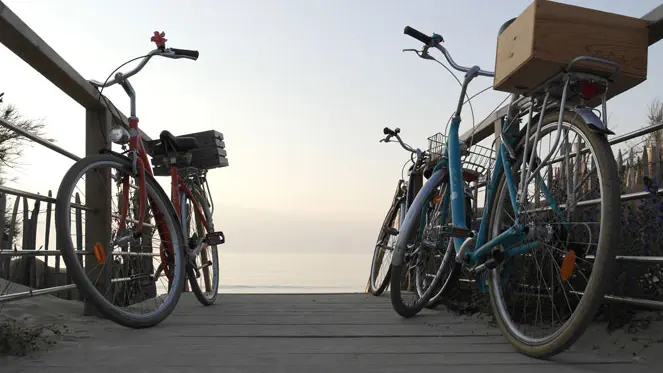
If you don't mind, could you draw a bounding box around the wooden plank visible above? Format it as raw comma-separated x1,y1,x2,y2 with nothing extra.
0,1,151,141
1,293,658,372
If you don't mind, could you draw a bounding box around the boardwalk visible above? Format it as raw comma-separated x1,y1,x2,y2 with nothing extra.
1,293,661,372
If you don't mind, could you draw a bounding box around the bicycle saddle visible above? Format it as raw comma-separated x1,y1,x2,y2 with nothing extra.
498,18,517,37
159,130,200,152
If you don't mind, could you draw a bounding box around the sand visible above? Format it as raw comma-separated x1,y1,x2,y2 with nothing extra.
0,278,118,357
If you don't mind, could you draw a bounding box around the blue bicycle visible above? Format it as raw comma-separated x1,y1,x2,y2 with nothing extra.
389,24,621,358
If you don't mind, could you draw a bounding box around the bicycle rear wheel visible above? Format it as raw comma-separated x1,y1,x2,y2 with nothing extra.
55,153,187,328
182,181,219,306
368,182,404,296
486,111,620,358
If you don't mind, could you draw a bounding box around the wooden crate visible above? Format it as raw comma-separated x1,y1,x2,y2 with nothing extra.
494,0,648,101
146,129,229,176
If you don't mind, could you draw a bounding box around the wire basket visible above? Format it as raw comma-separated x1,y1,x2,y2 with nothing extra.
426,132,496,183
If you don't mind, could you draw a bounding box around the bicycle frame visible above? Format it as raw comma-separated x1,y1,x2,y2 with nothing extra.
440,67,613,273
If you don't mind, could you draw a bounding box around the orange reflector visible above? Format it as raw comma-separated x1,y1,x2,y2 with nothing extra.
93,242,106,264
432,195,442,204
560,249,576,281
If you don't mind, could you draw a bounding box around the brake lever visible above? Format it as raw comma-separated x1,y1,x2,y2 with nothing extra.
419,46,435,60
401,48,434,61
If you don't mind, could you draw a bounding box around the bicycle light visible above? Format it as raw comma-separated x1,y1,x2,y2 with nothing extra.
109,126,130,145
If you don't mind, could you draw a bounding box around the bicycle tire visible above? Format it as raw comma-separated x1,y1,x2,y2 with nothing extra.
390,169,449,318
368,183,404,296
486,111,620,358
183,182,220,306
55,153,187,328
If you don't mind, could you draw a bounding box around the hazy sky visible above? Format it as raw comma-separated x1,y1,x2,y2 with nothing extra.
2,0,663,256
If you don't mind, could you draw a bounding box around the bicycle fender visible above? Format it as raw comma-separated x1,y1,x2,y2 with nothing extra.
570,105,614,135
99,148,133,161
392,168,448,266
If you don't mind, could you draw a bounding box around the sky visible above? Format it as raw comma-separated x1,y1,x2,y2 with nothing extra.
2,0,663,261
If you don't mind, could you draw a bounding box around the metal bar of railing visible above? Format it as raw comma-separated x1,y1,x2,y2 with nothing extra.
0,117,81,161
0,250,159,257
609,121,663,146
0,185,91,211
0,283,77,303
585,255,663,264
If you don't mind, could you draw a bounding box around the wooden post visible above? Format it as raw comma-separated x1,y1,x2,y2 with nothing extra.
82,108,112,317
29,199,40,288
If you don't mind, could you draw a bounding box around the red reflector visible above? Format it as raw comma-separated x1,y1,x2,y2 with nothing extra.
581,80,602,100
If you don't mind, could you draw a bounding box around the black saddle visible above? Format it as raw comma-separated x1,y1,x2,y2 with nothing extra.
498,18,516,37
159,130,200,152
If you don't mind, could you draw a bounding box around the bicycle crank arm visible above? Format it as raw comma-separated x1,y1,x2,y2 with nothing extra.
191,260,213,279
468,250,505,274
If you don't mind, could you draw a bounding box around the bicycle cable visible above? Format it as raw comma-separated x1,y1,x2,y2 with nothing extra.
426,54,511,150
401,156,413,181
95,54,151,148
426,56,475,141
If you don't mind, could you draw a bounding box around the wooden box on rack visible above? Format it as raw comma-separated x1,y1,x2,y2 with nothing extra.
493,0,649,101
149,130,229,176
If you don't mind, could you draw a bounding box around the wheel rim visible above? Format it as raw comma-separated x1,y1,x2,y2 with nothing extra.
370,205,399,292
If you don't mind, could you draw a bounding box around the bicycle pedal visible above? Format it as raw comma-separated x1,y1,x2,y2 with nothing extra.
441,226,474,238
205,231,225,245
385,227,399,236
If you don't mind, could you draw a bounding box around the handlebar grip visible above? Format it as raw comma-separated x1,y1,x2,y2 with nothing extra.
171,48,199,60
404,26,432,45
383,127,395,136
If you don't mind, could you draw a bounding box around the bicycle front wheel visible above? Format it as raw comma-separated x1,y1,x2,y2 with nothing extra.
390,170,451,317
486,111,620,358
182,182,220,306
55,153,187,328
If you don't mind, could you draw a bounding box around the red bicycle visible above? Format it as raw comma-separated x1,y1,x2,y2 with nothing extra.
55,32,226,328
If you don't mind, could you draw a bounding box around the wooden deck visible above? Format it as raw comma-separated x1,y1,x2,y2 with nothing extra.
1,293,660,372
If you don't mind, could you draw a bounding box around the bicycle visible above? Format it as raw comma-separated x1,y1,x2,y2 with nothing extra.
55,32,225,328
369,127,475,303
368,127,426,296
390,24,620,359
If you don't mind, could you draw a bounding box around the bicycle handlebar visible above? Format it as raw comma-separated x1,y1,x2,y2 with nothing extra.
89,32,199,89
403,25,494,78
380,127,422,156
90,48,198,88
